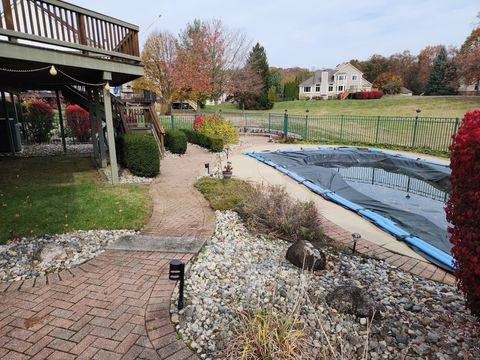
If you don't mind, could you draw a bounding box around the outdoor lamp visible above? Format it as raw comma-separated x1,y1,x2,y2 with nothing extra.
205,163,210,174
49,65,57,76
352,233,361,254
169,260,185,310
416,109,421,114
104,82,110,91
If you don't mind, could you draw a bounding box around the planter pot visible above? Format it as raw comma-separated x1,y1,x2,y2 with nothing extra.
222,171,232,179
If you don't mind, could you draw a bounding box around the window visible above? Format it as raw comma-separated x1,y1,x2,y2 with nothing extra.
338,85,344,92
352,75,358,81
304,86,311,92
328,85,334,92
337,75,346,81
315,84,321,92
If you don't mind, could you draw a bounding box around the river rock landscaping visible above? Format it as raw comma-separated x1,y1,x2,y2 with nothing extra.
172,211,480,359
0,229,135,282
0,143,93,157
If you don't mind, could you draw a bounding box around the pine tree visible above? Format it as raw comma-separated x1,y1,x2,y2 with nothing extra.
244,43,272,109
425,47,455,95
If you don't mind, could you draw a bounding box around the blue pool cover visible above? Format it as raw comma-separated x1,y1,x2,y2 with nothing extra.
245,147,454,272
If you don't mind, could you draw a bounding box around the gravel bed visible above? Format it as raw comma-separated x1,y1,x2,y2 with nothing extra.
172,211,480,359
100,166,156,184
0,230,135,282
0,143,93,157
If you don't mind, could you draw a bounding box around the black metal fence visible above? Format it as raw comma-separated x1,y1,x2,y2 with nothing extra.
162,111,459,153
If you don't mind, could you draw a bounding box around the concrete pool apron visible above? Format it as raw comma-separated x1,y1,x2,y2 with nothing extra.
230,144,454,284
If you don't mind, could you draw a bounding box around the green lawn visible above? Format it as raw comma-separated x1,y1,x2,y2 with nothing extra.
204,96,480,117
0,157,151,244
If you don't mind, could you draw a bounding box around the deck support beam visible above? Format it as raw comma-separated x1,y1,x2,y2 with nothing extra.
93,89,107,168
102,73,119,185
1,91,15,156
55,90,67,153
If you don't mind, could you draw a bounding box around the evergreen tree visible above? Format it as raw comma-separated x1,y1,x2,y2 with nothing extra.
283,80,299,100
243,43,272,109
425,47,456,95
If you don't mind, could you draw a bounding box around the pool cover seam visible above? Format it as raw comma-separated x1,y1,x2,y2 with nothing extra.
245,148,455,272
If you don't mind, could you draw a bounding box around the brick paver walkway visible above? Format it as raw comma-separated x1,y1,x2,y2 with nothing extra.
0,145,216,359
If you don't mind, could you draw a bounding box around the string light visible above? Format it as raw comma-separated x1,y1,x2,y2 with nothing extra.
49,65,57,76
104,82,110,91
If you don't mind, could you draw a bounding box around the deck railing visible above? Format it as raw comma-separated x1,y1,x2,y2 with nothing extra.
0,0,139,62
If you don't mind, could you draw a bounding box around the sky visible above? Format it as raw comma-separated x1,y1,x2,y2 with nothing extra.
74,0,478,68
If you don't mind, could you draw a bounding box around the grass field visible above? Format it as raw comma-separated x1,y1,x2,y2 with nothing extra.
203,96,480,117
0,157,151,244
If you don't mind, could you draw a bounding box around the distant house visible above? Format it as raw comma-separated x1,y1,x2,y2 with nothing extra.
399,87,413,96
458,81,480,95
299,63,372,99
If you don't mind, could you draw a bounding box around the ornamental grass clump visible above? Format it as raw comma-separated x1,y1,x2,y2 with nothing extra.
238,184,324,242
446,109,480,318
225,308,311,360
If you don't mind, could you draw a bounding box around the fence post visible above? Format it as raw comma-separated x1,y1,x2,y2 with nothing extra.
304,110,309,140
411,115,419,147
375,116,380,144
283,110,289,139
339,114,344,141
171,114,175,129
268,113,271,132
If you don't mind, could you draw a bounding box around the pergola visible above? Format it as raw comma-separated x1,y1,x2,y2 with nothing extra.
0,0,144,184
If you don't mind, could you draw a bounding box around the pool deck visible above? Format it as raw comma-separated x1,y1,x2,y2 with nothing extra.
229,135,454,284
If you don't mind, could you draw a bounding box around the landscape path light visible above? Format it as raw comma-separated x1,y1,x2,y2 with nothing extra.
169,260,185,310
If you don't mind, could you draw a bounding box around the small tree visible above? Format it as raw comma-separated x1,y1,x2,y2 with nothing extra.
243,43,272,110
425,46,456,95
65,104,91,142
446,110,480,318
24,98,54,143
267,85,277,104
373,72,403,94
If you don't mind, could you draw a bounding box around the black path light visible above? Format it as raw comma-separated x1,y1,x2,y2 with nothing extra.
205,163,210,175
352,233,361,254
169,260,185,310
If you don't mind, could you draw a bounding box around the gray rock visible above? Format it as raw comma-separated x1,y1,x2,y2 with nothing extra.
326,285,378,318
34,243,67,264
285,240,326,271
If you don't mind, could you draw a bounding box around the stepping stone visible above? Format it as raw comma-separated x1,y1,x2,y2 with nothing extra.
108,235,205,253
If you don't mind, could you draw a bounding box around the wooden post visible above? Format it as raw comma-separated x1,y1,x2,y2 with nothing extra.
1,91,15,155
86,87,99,164
93,88,107,167
103,82,119,185
55,90,67,153
2,0,17,42
76,13,87,53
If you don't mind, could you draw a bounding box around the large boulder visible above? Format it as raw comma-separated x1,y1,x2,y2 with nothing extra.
326,285,377,318
34,243,67,264
286,240,326,271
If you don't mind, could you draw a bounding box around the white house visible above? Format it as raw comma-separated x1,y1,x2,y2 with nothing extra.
299,63,372,99
458,81,480,95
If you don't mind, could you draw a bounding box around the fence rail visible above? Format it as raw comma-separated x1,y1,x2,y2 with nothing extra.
162,112,459,153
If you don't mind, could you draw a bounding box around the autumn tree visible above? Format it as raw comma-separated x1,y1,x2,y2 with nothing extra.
140,31,177,100
373,72,403,94
230,66,264,107
456,27,480,91
356,55,390,83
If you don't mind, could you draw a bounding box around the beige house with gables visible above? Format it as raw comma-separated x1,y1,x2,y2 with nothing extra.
299,63,372,99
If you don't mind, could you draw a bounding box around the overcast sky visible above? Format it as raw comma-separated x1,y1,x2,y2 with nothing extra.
75,0,478,68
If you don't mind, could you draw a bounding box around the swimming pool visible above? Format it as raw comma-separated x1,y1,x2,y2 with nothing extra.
245,147,454,271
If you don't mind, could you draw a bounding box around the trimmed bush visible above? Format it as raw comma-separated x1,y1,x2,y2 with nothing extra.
181,128,224,152
165,129,187,154
119,133,159,177
446,110,480,318
197,116,239,145
353,90,384,99
65,104,91,142
24,98,54,142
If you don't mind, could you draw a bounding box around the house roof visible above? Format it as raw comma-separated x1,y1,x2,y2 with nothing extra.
400,87,413,94
299,69,335,86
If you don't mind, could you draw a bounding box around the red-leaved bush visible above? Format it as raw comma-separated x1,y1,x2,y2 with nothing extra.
193,115,218,130
353,90,384,99
65,104,91,142
446,109,480,318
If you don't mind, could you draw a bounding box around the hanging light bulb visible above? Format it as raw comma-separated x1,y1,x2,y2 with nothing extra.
104,82,110,91
49,65,57,76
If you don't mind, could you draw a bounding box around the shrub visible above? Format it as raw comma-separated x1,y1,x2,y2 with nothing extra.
194,115,217,130
164,129,187,154
353,90,384,99
197,116,239,145
65,104,91,142
195,177,324,242
119,133,159,177
24,98,54,142
181,128,224,152
446,110,480,318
